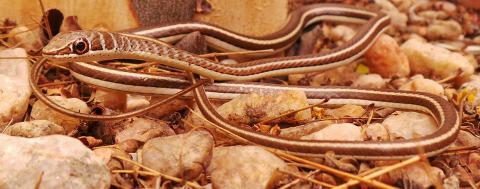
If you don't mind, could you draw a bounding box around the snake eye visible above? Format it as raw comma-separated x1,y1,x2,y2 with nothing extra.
73,38,89,55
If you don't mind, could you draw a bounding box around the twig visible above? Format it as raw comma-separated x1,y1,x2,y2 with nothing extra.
278,170,321,189
38,80,75,88
333,156,421,189
112,169,159,176
112,155,203,189
277,169,335,188
271,149,397,189
257,99,328,125
37,0,53,39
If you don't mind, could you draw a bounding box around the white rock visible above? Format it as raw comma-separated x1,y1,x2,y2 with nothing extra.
3,120,65,137
0,48,31,129
401,38,474,79
141,130,214,180
426,20,462,40
301,123,363,141
365,123,389,141
387,162,445,188
327,25,356,42
399,77,445,96
0,134,110,189
208,146,289,189
115,117,175,143
364,34,410,78
93,89,126,110
382,112,437,140
31,96,90,133
352,74,387,89
217,91,311,124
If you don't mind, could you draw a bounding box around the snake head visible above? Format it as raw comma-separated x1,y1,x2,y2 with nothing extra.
42,31,96,61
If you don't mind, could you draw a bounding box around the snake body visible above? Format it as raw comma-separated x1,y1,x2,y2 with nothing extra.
37,4,460,160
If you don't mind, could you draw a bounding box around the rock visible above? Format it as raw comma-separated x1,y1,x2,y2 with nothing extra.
31,96,90,134
115,117,175,143
124,94,150,112
399,76,445,96
401,38,474,80
364,34,410,78
216,91,311,125
387,162,445,188
0,48,31,129
93,147,134,188
325,25,355,42
426,20,462,40
279,120,332,139
115,117,175,152
375,0,408,29
3,120,65,137
93,89,126,111
365,123,389,141
351,74,387,89
208,146,289,189
301,123,363,141
382,111,437,140
141,130,214,180
325,104,365,118
0,134,110,189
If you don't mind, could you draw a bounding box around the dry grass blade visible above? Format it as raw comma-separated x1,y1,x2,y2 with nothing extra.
277,169,335,188
112,155,203,189
257,99,327,125
112,169,160,176
37,0,52,39
278,169,320,189
271,150,397,189
333,156,421,189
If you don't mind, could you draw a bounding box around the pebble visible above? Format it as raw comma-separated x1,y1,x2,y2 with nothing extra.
141,130,214,180
301,123,363,141
0,48,32,129
0,134,110,189
31,96,90,134
401,38,474,80
3,120,65,137
208,146,289,189
364,34,410,78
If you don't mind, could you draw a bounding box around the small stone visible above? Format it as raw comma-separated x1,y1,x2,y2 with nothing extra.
3,120,65,137
352,74,387,89
426,20,462,40
115,117,175,144
401,38,474,80
0,48,32,129
382,111,437,140
364,34,410,78
325,104,365,118
399,77,444,96
31,96,90,134
364,123,389,141
0,134,110,189
387,162,445,188
208,146,289,189
301,123,363,141
141,130,214,180
216,91,311,125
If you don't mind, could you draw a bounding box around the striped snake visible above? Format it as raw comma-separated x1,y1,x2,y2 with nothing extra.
33,4,460,160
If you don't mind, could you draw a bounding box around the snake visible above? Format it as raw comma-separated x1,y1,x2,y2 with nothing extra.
34,4,460,160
